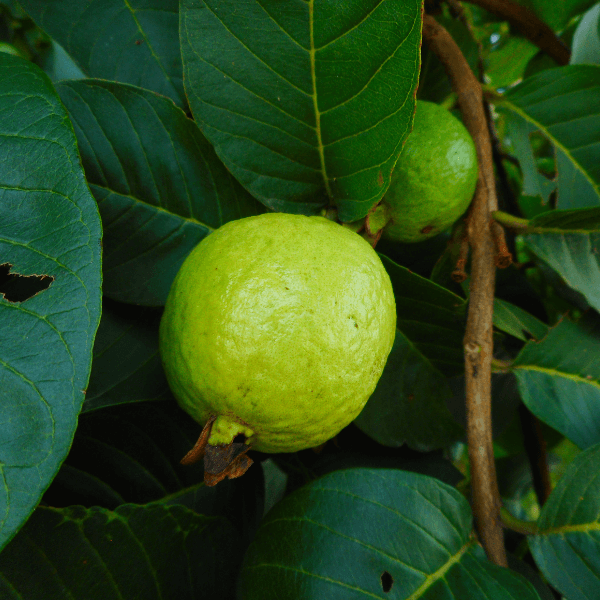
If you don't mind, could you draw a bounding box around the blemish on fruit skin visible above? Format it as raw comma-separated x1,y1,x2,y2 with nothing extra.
420,225,434,234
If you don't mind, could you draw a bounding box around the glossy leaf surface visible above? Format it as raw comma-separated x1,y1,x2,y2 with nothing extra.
0,55,101,550
180,0,422,221
513,315,600,449
499,65,600,210
524,207,600,312
57,80,263,305
19,0,185,106
239,469,540,599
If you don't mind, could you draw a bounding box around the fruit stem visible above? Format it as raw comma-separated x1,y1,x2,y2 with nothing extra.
492,210,530,230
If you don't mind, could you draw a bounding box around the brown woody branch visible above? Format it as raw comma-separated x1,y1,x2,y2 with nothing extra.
422,14,507,566
464,0,570,65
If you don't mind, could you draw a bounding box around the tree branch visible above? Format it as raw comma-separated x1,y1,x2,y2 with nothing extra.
464,0,570,65
422,14,507,566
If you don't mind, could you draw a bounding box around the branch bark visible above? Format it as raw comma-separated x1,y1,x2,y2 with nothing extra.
422,14,507,566
464,0,570,65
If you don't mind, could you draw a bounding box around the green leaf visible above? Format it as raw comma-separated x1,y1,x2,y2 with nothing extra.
502,111,556,204
522,207,600,312
381,254,466,377
0,504,242,599
57,79,264,306
571,3,600,65
485,37,539,89
84,299,169,412
180,0,422,222
18,0,185,107
512,315,600,449
355,329,462,450
239,468,540,600
499,65,600,209
493,298,549,341
530,443,600,600
0,55,101,550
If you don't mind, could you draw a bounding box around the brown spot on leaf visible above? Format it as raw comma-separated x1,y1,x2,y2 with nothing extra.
377,171,384,186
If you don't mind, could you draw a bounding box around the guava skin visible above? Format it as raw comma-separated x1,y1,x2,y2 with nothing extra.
382,100,478,243
159,213,397,453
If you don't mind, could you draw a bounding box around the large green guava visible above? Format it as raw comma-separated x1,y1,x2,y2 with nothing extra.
159,213,397,458
381,100,478,243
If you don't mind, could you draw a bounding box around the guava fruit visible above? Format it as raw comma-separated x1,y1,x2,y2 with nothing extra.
159,213,396,471
381,100,478,243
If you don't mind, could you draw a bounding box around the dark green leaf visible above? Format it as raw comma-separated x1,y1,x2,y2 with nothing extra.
84,299,169,412
57,80,263,305
0,504,242,600
512,315,600,449
493,298,549,341
0,55,101,550
180,0,422,221
530,443,600,600
239,468,540,600
523,208,600,312
19,0,185,106
499,65,600,209
381,255,466,376
354,329,463,450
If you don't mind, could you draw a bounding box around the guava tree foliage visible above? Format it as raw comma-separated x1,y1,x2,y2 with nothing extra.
1,0,600,598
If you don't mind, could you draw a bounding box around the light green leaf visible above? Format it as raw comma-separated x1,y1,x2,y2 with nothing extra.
512,315,600,449
180,0,422,222
57,80,263,306
522,207,600,312
0,55,101,549
571,3,600,65
493,298,549,341
499,65,600,209
239,469,540,600
19,0,185,106
0,504,242,599
530,443,600,600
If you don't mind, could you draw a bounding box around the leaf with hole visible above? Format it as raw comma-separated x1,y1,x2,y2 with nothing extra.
239,468,540,599
0,54,102,551
180,0,422,221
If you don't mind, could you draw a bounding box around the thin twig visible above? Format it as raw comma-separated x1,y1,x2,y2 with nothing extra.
464,0,570,65
422,14,507,566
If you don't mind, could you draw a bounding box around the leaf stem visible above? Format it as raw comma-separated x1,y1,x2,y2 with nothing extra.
500,507,538,535
492,210,530,230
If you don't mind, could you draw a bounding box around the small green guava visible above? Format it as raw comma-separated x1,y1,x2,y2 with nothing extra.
381,100,478,243
159,213,396,459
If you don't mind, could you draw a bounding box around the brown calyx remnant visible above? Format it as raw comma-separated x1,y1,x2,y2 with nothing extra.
181,414,254,486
